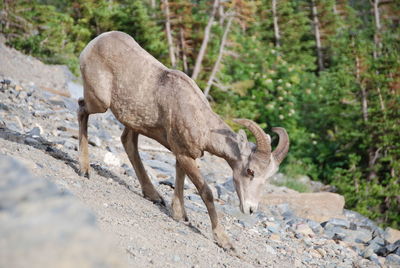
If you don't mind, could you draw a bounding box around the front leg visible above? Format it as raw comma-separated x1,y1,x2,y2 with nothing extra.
176,155,234,251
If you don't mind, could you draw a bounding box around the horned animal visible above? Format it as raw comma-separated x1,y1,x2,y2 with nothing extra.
78,31,289,250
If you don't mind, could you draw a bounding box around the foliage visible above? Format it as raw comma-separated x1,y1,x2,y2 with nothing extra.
1,0,399,228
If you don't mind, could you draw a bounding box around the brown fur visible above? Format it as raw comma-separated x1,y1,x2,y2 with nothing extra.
78,31,289,250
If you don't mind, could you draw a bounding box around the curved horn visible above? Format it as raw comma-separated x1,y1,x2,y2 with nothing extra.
233,119,271,159
271,127,289,164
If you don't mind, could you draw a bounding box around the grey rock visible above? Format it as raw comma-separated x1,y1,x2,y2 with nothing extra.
344,209,380,233
384,227,400,244
63,140,77,151
385,254,400,266
24,136,40,146
172,255,181,262
215,183,230,200
372,227,386,239
184,202,207,213
322,218,350,229
57,126,67,131
122,163,135,177
106,145,119,153
159,178,174,188
0,102,10,111
386,240,400,254
276,203,294,219
363,242,383,257
307,219,324,234
89,135,102,147
324,224,372,244
48,96,66,108
28,126,41,138
62,96,79,112
267,225,280,234
286,217,305,227
5,121,23,133
265,244,277,255
68,81,83,99
33,110,55,117
368,253,380,265
221,177,235,192
353,228,373,244
0,78,12,88
0,154,127,267
188,194,202,202
17,90,28,99
138,151,151,160
97,129,113,142
369,236,386,247
146,159,174,175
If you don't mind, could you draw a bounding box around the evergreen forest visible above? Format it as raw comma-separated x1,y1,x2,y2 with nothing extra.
1,0,399,228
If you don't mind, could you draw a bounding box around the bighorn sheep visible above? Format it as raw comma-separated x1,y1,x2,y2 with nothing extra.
78,31,289,250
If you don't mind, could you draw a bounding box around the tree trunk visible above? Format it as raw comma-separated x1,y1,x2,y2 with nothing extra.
333,1,338,15
191,0,219,80
150,0,156,9
372,0,386,112
272,0,281,47
311,0,324,72
356,55,379,180
356,56,368,122
162,0,176,67
180,28,188,74
219,4,225,25
204,15,234,97
373,0,381,58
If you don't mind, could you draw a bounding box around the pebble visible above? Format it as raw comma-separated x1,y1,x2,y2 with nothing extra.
301,238,313,247
295,223,315,237
173,255,181,262
269,233,281,242
310,249,321,259
265,244,277,255
104,152,121,166
315,247,327,258
89,136,102,147
28,126,41,137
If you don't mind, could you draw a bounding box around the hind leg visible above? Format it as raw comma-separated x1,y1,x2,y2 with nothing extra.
171,162,188,221
77,95,109,178
78,99,90,178
121,128,165,205
78,59,112,177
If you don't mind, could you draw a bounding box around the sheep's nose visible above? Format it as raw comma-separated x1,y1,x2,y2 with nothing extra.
249,207,254,214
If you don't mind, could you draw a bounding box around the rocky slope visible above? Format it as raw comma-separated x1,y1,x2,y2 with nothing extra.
1,41,399,267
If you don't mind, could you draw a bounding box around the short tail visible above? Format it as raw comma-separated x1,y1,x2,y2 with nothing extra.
78,98,85,107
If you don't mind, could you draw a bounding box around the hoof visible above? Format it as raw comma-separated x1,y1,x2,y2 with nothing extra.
213,225,235,252
79,170,90,179
172,211,189,222
143,188,165,207
144,192,166,207
171,198,188,222
152,197,166,207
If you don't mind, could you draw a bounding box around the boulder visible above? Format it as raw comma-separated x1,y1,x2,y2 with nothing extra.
385,227,400,244
261,192,345,222
385,254,400,267
0,154,127,268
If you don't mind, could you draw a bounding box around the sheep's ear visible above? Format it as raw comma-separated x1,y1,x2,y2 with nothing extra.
237,129,251,156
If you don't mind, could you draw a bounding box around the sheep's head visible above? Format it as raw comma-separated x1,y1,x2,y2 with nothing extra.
232,119,289,214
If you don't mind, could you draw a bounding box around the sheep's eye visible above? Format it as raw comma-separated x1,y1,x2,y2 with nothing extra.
246,168,255,177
